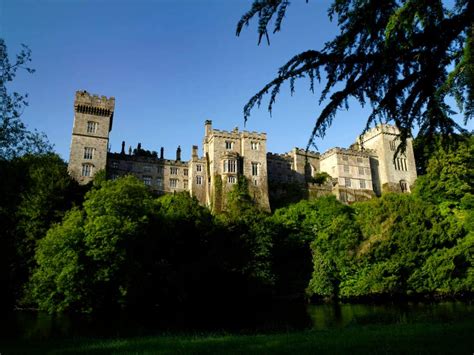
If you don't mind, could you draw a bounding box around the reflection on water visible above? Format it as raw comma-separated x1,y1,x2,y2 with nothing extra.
2,301,473,340
307,301,474,330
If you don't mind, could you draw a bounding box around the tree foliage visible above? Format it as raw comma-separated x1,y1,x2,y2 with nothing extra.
0,153,82,310
0,39,52,159
237,1,473,150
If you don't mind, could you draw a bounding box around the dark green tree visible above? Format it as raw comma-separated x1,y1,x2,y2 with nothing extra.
0,38,51,159
237,1,473,150
413,134,473,205
0,153,82,310
272,196,361,300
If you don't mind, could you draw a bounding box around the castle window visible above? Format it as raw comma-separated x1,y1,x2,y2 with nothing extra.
365,167,370,175
253,179,258,186
225,141,234,150
83,147,94,159
360,180,366,189
170,179,178,188
389,140,396,151
143,165,152,173
184,179,189,189
111,161,119,169
358,166,364,175
196,176,203,185
143,176,152,186
357,157,363,163
157,166,164,174
196,164,202,172
251,142,259,150
87,121,98,133
342,156,348,161
223,159,237,173
184,169,188,176
81,164,93,177
252,162,259,176
156,177,163,188
344,165,350,173
400,180,408,192
170,167,179,175
403,159,407,171
345,178,351,187
228,176,236,184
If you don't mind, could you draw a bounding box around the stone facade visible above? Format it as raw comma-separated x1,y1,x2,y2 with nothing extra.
357,124,417,195
68,91,114,184
67,90,417,210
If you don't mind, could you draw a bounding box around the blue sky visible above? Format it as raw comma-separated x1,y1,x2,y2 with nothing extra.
2,0,471,161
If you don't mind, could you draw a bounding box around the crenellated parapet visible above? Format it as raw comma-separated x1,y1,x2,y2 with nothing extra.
209,128,267,141
75,90,115,113
321,146,374,160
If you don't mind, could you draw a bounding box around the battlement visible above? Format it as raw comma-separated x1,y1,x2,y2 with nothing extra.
292,147,320,158
74,90,115,114
210,128,267,140
267,152,292,159
358,123,402,143
321,146,374,159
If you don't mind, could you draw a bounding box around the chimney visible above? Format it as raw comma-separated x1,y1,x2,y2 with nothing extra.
176,145,181,161
121,141,125,154
205,120,212,136
160,147,164,159
192,145,198,161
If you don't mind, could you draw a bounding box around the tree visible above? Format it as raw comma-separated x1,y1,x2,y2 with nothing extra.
413,134,473,205
0,153,82,310
272,196,361,300
0,38,51,159
26,175,156,313
237,1,473,150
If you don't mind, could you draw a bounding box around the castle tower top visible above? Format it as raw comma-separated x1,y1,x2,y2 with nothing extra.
74,90,115,132
74,90,115,111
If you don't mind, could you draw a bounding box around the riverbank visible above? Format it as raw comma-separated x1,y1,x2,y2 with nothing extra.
3,319,474,354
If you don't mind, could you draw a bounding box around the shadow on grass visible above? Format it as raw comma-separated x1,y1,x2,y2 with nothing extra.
3,320,474,354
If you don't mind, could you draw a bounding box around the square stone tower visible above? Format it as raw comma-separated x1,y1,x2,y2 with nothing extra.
68,90,115,184
202,120,270,212
358,124,417,195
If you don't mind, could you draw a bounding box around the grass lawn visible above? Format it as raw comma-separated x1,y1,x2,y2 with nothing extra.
2,320,473,354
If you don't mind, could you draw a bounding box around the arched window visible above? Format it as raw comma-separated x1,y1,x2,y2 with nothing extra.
400,180,408,193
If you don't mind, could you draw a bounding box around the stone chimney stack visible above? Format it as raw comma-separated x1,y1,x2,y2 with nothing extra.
192,145,198,161
160,147,164,159
176,146,181,161
205,120,212,136
121,141,125,154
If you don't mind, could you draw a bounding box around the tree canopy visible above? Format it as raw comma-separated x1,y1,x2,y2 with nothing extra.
237,0,473,150
0,38,51,160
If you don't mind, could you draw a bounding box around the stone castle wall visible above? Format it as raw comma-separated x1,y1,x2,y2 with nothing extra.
67,91,418,210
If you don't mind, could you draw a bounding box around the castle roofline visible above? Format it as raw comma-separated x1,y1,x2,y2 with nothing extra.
75,90,115,110
209,128,266,140
320,147,375,159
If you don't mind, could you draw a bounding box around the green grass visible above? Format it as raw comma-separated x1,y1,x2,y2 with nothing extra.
2,320,474,354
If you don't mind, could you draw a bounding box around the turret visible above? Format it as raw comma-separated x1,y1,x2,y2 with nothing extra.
68,90,115,184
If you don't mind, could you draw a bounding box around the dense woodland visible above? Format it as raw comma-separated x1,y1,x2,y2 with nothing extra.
0,134,472,314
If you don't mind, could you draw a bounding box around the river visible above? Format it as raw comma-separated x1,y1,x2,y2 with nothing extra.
2,300,473,340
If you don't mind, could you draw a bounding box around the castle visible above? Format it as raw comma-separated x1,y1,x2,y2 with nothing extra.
68,91,417,210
